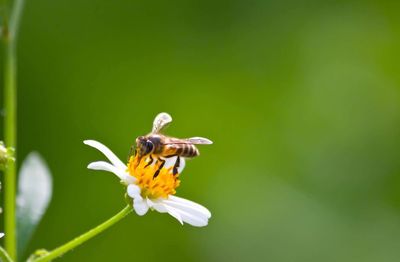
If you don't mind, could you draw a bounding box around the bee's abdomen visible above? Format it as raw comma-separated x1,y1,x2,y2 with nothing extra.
178,144,199,158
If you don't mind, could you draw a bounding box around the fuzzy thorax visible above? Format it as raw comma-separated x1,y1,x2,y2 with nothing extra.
127,155,180,199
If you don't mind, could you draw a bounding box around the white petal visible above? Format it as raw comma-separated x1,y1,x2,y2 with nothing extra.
164,204,206,227
17,152,53,252
17,152,53,223
88,161,130,182
0,232,4,238
149,199,183,224
168,195,211,218
164,205,184,225
146,198,155,208
164,156,177,169
124,175,136,184
133,198,149,216
127,184,142,199
84,140,126,171
150,197,208,226
177,158,185,173
159,197,210,227
148,200,167,213
162,198,211,219
162,156,185,173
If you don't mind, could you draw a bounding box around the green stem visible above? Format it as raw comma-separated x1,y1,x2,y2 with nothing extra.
3,41,17,262
0,246,14,262
33,205,133,262
3,12,17,262
2,0,24,259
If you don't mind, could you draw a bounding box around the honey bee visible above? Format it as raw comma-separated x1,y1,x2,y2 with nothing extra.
134,112,212,177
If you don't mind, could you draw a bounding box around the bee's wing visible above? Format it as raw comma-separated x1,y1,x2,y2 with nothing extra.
162,137,213,145
152,112,172,133
185,137,213,145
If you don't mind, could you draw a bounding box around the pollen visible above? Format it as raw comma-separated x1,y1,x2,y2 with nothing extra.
127,155,180,199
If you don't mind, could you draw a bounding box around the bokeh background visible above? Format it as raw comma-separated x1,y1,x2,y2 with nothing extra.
3,0,400,261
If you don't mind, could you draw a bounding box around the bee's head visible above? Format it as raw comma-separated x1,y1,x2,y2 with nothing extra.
136,136,154,156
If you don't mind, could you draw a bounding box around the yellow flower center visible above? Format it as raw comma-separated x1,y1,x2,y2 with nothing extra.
127,155,180,199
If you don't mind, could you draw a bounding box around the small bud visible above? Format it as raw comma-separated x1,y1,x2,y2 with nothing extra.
0,141,15,171
27,249,49,262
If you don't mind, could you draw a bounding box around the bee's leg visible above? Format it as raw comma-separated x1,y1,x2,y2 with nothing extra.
128,146,136,162
153,157,165,178
144,154,154,168
163,154,180,175
173,156,180,175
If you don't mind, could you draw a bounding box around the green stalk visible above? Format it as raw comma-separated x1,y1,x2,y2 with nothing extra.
0,246,13,262
32,205,133,262
3,35,17,262
2,0,25,259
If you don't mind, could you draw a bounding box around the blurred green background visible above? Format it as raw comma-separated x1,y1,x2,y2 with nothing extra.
3,0,400,261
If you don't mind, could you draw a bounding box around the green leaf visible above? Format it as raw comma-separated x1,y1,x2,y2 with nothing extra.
17,152,52,257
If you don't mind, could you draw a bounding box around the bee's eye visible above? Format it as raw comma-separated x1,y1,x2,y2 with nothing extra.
144,141,154,154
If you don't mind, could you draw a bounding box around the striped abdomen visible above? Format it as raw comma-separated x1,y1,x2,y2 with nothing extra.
166,144,199,158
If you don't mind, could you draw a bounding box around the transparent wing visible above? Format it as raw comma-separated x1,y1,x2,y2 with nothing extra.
161,137,213,145
152,112,173,133
186,137,213,145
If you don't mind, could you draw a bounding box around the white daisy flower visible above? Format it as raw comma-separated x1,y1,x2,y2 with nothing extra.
84,140,211,227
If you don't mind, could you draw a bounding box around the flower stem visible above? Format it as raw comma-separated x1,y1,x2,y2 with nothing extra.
3,41,17,262
2,0,24,258
0,246,14,262
32,205,133,262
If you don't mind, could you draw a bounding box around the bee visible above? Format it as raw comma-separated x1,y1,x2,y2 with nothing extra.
134,112,212,177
